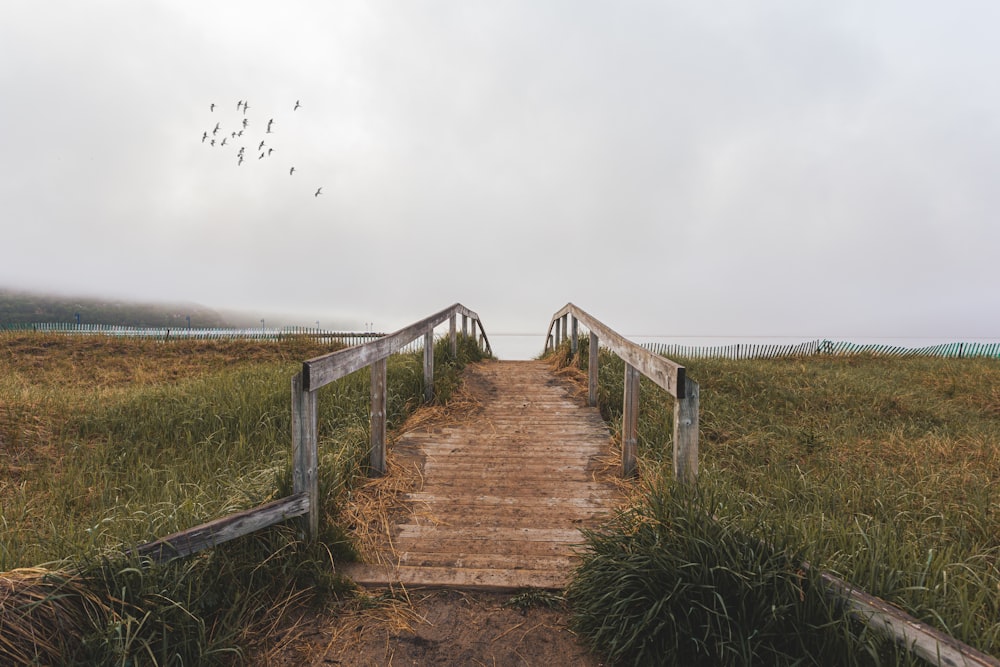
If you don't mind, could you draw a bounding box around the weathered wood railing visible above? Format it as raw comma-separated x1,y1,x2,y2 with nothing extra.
545,303,699,482
135,304,490,559
294,303,491,540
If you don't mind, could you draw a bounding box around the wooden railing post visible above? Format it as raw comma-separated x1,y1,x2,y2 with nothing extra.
370,357,387,475
622,363,640,477
570,316,578,355
462,314,468,338
673,378,699,485
449,313,457,358
554,318,561,347
588,332,599,407
560,315,568,347
291,372,318,541
423,329,434,402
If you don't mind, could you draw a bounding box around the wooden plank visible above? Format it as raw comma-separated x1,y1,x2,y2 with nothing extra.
395,525,584,543
339,563,570,591
134,493,309,563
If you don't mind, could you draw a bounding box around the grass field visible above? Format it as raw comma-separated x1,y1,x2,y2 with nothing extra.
0,332,485,664
550,340,1000,666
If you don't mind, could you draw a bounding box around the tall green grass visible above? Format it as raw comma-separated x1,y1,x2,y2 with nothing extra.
0,332,487,664
553,339,1000,664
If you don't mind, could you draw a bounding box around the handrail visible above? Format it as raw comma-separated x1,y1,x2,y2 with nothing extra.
544,303,699,482
293,303,491,540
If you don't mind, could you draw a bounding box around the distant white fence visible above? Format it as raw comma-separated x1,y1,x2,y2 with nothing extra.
0,323,429,353
643,339,1000,359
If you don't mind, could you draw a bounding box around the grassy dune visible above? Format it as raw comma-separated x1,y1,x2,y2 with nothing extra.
551,340,1000,666
0,332,485,664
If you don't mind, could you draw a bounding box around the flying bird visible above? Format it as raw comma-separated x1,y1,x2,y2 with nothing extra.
266,118,274,133
314,187,323,197
242,118,248,129
289,166,295,175
210,103,215,112
212,122,220,135
237,100,243,110
243,101,249,115
238,155,244,166
258,140,265,150
259,152,265,159
268,147,274,156
293,100,300,110
237,129,243,137
210,139,216,146
201,131,207,142
220,137,227,146
231,131,237,138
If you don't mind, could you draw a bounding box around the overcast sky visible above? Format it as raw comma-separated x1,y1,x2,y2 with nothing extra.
3,1,998,356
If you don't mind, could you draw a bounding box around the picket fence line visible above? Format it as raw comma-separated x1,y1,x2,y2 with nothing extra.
644,339,1000,360
0,323,436,353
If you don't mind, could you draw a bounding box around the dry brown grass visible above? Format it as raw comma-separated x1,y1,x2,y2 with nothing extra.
0,567,109,665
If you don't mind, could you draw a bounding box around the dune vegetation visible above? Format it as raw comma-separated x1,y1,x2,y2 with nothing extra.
549,339,1000,666
0,332,486,664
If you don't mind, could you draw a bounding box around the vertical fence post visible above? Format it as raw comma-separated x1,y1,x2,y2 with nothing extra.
423,329,434,402
462,314,468,338
370,357,387,475
588,332,599,407
570,316,578,355
560,315,568,347
449,313,457,358
622,363,640,477
673,378,699,485
554,318,561,348
292,372,318,541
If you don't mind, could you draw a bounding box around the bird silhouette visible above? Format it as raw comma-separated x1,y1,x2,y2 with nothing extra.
231,131,237,138
237,100,243,110
266,118,274,133
237,129,244,137
210,139,216,146
258,140,265,150
212,122,220,135
201,131,207,143
315,187,323,197
242,118,248,129
293,100,301,110
238,155,244,166
289,167,295,175
243,102,250,115
259,152,265,159
220,137,227,147
268,148,274,156
210,103,215,112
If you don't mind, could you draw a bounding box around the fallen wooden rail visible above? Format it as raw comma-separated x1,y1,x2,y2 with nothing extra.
545,303,698,482
133,494,309,563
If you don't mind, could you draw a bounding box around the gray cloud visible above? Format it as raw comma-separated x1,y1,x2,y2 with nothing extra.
2,1,998,355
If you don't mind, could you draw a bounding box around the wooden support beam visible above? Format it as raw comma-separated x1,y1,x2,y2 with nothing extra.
589,332,599,407
622,363,640,477
673,378,699,485
570,316,578,355
450,313,457,358
370,357,387,475
291,372,318,540
462,313,468,337
423,329,434,403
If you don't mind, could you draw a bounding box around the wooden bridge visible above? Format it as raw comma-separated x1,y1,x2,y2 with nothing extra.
340,359,622,590
131,303,997,666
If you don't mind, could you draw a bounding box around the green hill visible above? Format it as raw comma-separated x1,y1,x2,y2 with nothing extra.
0,288,230,328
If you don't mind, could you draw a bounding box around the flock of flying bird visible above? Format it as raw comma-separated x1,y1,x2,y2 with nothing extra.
201,100,323,198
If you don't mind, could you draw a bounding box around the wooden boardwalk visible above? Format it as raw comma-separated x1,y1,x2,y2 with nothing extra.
340,360,624,590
